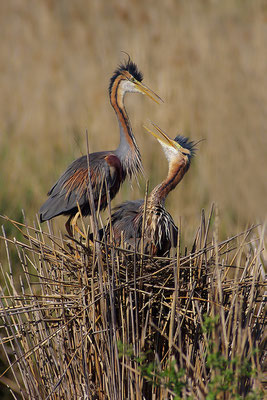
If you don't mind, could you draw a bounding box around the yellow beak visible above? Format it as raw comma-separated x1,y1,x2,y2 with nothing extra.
135,81,164,104
143,123,179,149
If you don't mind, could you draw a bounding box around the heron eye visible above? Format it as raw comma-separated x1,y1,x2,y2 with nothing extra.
129,76,135,83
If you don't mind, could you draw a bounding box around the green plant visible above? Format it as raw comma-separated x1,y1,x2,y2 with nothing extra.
140,361,188,400
118,343,189,400
202,316,263,400
117,314,264,400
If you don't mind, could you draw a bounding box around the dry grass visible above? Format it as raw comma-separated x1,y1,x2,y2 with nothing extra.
0,208,266,399
0,0,266,244
0,2,266,398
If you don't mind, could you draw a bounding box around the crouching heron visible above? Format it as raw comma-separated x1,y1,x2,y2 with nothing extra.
102,124,196,256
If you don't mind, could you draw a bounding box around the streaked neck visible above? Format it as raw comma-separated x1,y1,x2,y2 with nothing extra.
110,76,142,179
149,160,188,206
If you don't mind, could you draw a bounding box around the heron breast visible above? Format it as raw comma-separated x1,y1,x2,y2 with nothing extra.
105,154,124,182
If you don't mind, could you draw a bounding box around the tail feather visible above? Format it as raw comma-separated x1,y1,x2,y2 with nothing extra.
39,194,70,222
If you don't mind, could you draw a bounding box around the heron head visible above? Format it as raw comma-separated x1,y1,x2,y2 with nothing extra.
109,58,163,104
144,123,195,164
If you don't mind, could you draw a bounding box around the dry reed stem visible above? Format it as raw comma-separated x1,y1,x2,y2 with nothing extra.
0,211,266,399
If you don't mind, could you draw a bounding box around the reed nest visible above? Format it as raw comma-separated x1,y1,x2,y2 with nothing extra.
0,207,266,399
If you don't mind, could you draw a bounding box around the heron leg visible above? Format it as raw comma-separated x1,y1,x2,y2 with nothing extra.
71,211,86,239
65,215,74,237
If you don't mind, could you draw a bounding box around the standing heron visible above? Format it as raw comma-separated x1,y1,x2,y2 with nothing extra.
39,59,162,236
105,124,195,256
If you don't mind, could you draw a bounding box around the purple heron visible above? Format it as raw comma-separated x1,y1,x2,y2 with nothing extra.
104,124,196,256
39,60,162,236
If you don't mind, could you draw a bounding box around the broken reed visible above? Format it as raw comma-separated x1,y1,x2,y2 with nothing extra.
0,208,265,399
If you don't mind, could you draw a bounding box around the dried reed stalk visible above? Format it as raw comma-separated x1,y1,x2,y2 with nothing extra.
0,209,265,399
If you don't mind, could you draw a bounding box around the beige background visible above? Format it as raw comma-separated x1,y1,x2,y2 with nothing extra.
0,0,266,243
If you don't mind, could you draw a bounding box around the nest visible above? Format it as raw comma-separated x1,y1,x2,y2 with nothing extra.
0,209,266,399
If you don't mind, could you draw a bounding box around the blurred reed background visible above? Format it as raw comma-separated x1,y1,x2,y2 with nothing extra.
0,2,266,398
0,0,266,244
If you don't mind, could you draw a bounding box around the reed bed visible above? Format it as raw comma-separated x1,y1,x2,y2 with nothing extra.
0,207,265,399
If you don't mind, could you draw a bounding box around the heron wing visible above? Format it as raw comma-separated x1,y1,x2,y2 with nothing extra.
110,201,178,256
110,200,144,240
40,151,122,221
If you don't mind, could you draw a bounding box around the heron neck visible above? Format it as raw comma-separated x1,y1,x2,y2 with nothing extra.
110,77,142,178
148,160,188,206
